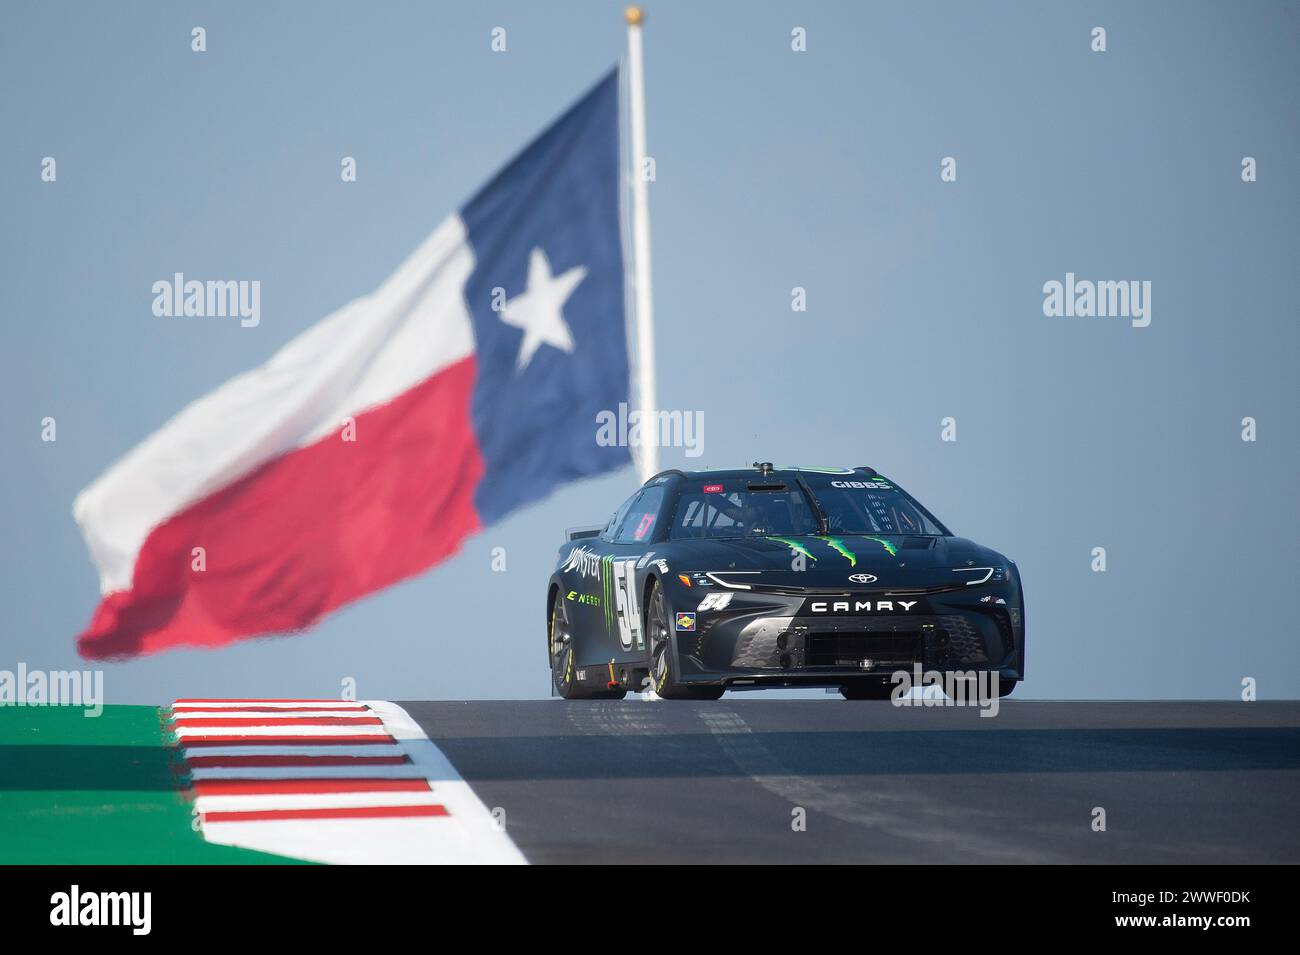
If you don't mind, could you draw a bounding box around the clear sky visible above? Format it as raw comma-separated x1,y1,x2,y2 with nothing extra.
2,1,1296,704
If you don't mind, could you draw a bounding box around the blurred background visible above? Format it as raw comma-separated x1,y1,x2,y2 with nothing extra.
2,1,1296,702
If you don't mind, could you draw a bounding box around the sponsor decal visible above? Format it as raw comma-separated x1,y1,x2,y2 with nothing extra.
575,668,587,681
600,555,644,651
675,612,697,631
562,544,603,580
808,599,918,613
863,535,898,557
635,551,655,569
768,535,895,564
848,573,877,583
566,590,600,606
823,536,858,566
766,536,817,562
633,512,655,541
830,480,893,489
703,483,724,493
653,558,669,574
697,592,733,612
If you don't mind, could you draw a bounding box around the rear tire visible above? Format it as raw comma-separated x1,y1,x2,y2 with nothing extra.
550,599,627,700
647,580,724,701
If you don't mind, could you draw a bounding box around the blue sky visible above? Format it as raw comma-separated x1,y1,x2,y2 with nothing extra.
2,1,1296,703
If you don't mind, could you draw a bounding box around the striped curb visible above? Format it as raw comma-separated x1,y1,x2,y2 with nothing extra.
168,699,526,865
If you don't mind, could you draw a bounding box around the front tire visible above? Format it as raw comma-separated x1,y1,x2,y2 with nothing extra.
647,580,724,701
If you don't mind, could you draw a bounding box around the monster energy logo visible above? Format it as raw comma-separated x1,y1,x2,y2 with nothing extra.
766,536,897,563
767,536,818,562
863,536,898,557
562,545,603,579
822,537,857,566
601,555,615,635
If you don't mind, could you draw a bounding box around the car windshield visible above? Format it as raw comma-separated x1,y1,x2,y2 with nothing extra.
670,483,820,539
803,476,947,536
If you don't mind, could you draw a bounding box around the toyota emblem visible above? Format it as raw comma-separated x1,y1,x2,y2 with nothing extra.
848,573,877,583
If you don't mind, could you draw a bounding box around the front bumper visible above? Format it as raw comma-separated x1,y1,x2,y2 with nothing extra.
671,585,1024,687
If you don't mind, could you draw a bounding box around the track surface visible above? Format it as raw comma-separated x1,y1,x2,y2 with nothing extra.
401,700,1300,864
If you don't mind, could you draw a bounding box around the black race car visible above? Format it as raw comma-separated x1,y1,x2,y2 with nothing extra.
546,464,1024,701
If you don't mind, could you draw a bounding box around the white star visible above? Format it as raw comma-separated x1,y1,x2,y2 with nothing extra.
499,247,588,371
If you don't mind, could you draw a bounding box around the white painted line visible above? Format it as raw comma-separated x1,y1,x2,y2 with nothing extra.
171,700,364,709
182,744,404,760
174,724,390,739
195,791,444,813
171,710,380,720
189,764,430,781
201,816,472,865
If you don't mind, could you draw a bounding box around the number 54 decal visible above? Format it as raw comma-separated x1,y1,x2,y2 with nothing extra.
604,557,644,652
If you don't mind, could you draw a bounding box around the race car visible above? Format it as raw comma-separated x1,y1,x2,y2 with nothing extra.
546,464,1025,701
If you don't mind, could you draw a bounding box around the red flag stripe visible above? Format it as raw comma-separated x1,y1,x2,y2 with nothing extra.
202,805,449,823
193,778,432,796
180,735,397,747
184,754,409,768
172,716,383,727
77,358,482,660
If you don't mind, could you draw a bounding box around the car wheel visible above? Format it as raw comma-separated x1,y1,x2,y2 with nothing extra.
549,599,582,699
839,680,895,700
550,599,626,700
647,580,724,701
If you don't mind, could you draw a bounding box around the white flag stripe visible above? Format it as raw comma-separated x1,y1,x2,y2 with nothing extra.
189,764,430,781
75,213,475,595
174,724,390,739
172,710,380,721
195,791,442,813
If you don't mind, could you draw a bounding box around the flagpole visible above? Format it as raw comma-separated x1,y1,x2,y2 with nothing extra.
625,5,658,483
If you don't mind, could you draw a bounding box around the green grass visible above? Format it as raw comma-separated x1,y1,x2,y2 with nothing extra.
0,704,307,864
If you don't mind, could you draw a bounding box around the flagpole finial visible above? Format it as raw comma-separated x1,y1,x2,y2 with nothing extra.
625,5,644,26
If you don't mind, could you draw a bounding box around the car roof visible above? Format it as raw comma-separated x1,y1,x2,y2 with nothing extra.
644,465,878,485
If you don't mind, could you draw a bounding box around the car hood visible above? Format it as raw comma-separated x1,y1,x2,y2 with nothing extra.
668,534,1005,590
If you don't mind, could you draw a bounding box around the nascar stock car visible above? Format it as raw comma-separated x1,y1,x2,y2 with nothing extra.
546,464,1025,700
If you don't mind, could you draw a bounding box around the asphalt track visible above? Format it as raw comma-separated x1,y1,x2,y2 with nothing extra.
401,700,1300,864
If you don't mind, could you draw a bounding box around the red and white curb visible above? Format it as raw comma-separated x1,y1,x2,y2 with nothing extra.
168,699,525,865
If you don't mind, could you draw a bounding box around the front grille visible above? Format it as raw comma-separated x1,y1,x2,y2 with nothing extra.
804,631,919,668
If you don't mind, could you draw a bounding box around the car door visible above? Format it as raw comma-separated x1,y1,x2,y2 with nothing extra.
598,484,666,661
562,494,635,660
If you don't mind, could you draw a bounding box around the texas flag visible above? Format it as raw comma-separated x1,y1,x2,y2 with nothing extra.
74,70,632,659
